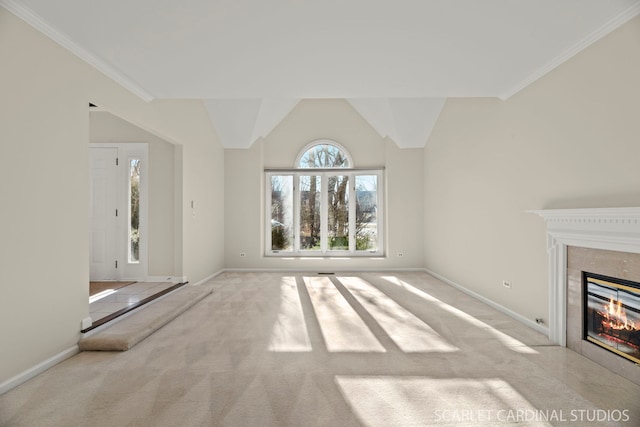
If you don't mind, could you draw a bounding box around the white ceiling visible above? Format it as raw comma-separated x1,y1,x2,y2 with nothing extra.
3,0,640,147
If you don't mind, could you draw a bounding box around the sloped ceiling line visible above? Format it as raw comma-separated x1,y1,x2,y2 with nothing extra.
207,98,447,149
204,99,300,149
500,2,640,99
0,0,155,101
347,98,447,149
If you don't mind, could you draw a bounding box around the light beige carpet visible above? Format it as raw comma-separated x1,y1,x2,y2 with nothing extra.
89,281,136,297
79,285,213,351
3,272,640,426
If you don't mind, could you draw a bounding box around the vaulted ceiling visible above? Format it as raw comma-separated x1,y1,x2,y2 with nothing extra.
4,0,639,147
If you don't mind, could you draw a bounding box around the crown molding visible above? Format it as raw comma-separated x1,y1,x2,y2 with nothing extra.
529,207,640,223
500,2,640,100
0,0,155,102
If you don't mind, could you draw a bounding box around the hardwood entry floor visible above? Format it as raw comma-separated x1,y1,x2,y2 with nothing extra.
89,281,136,297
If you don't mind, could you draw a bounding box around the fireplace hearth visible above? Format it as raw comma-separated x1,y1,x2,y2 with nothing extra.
584,273,640,365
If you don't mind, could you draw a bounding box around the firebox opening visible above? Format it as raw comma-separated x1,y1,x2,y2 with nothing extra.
583,272,640,365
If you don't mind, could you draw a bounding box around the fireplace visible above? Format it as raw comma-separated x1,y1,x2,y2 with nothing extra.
584,273,640,364
532,207,640,386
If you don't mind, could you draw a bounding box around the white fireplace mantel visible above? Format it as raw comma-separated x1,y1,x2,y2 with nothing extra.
530,207,640,346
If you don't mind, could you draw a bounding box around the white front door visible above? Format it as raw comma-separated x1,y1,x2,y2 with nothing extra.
89,143,149,281
89,147,119,280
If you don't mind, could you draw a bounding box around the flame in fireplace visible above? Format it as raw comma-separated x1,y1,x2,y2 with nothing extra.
601,297,637,331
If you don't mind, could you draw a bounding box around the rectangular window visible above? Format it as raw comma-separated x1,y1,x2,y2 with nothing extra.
270,175,294,251
356,175,378,252
299,175,321,251
328,175,349,250
265,169,384,256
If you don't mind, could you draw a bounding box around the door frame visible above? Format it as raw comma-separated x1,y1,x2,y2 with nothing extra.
89,142,149,281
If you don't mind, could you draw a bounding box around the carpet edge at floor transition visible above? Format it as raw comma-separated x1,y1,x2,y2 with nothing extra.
78,286,213,351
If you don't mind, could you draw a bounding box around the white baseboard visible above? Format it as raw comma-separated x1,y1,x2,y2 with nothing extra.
423,268,549,336
221,267,427,273
190,269,225,286
116,276,187,283
0,345,79,395
145,276,187,283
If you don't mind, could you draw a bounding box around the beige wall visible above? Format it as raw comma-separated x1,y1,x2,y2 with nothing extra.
89,111,178,277
423,16,640,324
225,99,424,270
0,8,224,385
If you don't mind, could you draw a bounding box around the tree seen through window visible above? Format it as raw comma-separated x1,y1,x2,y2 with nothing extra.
268,141,381,255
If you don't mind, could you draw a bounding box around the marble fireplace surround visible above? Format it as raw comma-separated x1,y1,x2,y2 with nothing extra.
533,207,640,385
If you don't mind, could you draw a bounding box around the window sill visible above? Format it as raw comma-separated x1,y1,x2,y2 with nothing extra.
264,253,386,259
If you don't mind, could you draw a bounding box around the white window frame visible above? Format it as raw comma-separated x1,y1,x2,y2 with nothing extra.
295,139,354,169
265,168,384,257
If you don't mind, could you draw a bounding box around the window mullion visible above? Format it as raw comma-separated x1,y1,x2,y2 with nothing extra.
320,173,328,253
265,173,272,254
294,173,300,253
349,173,356,253
377,171,384,255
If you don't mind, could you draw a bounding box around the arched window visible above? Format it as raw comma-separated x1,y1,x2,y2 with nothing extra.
296,140,352,169
266,140,383,257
